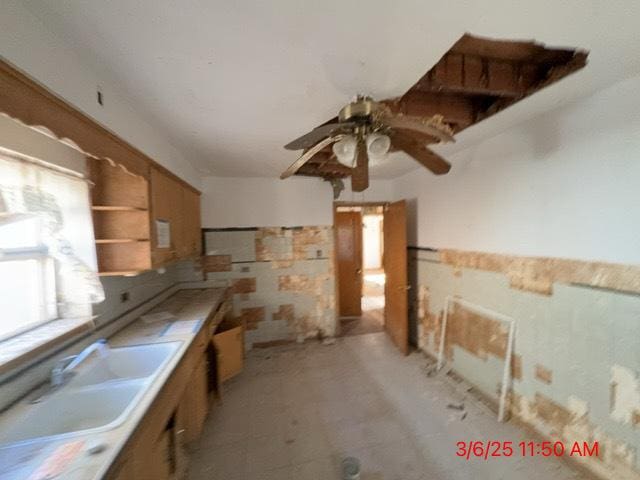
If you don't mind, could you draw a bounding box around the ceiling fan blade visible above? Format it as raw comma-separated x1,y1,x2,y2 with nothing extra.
392,131,451,175
284,122,355,150
351,137,369,192
280,135,345,179
380,111,455,143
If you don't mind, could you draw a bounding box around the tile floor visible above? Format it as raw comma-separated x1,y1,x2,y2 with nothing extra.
187,332,584,480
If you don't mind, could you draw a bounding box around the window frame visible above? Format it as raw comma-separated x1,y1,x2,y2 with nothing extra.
0,217,59,342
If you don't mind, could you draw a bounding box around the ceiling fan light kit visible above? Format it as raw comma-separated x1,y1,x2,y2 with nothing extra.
332,136,357,166
281,34,588,193
333,133,391,167
366,133,391,158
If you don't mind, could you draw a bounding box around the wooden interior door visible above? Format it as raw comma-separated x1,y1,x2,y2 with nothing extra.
335,210,363,317
383,200,409,355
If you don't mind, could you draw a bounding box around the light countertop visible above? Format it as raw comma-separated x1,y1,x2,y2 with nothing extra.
0,287,227,480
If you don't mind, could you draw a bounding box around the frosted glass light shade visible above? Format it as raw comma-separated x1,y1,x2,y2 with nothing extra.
366,133,391,158
332,135,357,166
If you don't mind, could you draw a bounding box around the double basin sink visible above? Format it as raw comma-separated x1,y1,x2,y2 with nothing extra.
0,341,181,448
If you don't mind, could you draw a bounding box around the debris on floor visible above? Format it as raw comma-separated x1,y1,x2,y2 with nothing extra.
341,456,361,480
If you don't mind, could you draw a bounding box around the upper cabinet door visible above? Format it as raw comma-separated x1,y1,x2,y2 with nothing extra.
150,166,202,267
182,187,202,257
151,167,179,265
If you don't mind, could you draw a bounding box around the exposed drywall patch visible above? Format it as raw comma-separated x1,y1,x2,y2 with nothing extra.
204,226,335,349
272,260,294,269
610,364,640,425
273,304,295,323
509,274,553,296
231,277,256,294
568,395,589,420
511,354,522,381
511,393,640,478
292,226,330,260
279,274,309,292
410,247,640,479
203,254,232,272
255,228,293,261
535,364,553,384
240,306,265,331
445,302,508,361
533,393,573,435
417,287,445,351
440,249,640,295
255,226,331,262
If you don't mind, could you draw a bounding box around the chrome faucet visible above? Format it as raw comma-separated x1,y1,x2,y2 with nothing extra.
50,339,110,387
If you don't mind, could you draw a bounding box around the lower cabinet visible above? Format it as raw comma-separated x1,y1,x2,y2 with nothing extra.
178,356,209,444
106,351,211,480
105,299,240,480
214,317,244,382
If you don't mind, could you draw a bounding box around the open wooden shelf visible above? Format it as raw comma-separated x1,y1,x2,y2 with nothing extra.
98,270,145,277
95,238,150,244
88,158,201,277
92,206,148,212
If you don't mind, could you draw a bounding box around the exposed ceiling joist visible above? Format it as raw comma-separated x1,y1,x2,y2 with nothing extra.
290,33,587,182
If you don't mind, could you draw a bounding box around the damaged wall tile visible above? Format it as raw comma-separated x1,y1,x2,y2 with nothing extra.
203,254,232,272
240,306,266,330
610,364,640,425
408,247,640,479
440,249,640,296
205,226,335,348
535,364,553,384
231,277,256,294
445,302,508,361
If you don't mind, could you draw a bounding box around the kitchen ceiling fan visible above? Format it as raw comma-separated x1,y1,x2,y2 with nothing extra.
280,34,588,194
281,94,455,192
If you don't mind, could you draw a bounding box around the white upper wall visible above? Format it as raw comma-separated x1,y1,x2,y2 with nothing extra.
0,2,201,188
394,74,640,265
201,176,393,228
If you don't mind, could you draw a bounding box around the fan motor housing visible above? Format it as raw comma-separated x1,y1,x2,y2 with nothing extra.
338,97,377,123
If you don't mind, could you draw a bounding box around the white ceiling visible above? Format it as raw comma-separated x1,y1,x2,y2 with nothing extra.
23,0,640,179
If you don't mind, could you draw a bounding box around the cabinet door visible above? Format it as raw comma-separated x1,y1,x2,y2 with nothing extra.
130,432,171,480
178,355,209,444
214,325,244,382
105,458,134,480
151,167,184,266
182,187,201,257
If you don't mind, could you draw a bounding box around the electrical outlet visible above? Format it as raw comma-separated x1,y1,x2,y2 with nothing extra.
241,266,250,273
120,292,130,303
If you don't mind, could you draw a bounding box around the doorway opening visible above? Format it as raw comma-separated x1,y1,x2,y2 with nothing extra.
334,200,409,353
334,203,386,337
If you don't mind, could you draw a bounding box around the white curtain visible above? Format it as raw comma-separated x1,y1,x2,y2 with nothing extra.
0,152,104,324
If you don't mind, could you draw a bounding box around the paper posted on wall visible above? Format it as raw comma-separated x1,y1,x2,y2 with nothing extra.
156,219,171,248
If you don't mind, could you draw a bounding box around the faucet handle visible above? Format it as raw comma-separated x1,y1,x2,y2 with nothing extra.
51,355,77,386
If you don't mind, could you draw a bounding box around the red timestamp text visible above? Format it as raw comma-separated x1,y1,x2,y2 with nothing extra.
456,440,599,460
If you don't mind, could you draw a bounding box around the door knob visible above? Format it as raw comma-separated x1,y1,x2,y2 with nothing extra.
397,285,411,291
356,268,362,274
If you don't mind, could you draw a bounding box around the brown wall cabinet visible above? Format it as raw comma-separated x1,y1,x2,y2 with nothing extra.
90,161,201,276
150,166,202,268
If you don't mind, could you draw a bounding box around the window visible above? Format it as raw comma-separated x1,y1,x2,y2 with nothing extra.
0,216,57,340
0,149,103,342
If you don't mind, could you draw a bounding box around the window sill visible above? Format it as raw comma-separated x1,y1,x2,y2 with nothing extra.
0,318,94,376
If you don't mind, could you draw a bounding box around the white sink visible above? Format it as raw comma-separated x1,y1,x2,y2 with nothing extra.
0,381,144,446
0,341,181,448
69,342,181,387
